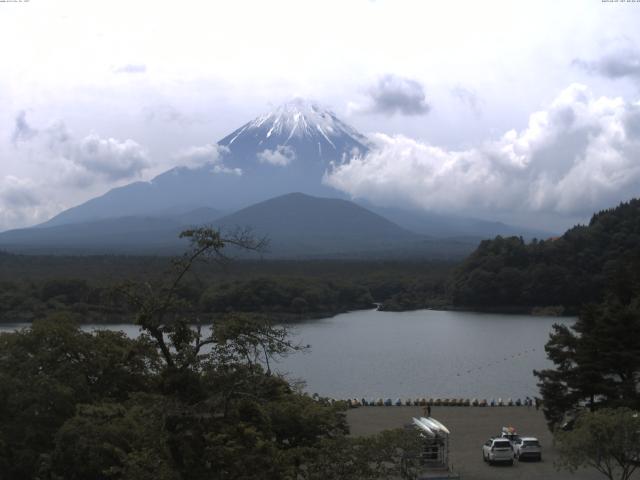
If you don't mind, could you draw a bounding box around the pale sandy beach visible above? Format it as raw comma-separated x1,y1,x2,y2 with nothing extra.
347,406,635,480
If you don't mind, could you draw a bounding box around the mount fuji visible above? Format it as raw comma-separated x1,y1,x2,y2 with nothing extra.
41,99,369,227
0,99,553,256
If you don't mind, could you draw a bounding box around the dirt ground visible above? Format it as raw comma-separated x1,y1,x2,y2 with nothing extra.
347,406,635,480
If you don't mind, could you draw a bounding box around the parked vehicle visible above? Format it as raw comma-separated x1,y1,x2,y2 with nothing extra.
482,438,514,465
513,437,542,461
500,426,520,445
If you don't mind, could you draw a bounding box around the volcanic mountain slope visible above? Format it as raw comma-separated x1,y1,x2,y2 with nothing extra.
213,192,420,256
41,99,368,228
0,207,224,254
0,193,448,257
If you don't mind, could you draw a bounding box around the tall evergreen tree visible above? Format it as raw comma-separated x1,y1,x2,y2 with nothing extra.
535,296,640,429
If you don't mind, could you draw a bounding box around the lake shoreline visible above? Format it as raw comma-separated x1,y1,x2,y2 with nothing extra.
0,303,577,326
425,304,575,317
2,309,573,399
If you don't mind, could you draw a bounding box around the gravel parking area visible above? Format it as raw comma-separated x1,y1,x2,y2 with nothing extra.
347,406,634,480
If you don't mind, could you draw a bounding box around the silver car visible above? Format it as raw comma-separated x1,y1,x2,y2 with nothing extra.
482,438,514,465
513,436,542,461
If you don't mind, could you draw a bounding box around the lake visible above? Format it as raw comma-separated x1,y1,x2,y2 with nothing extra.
0,309,573,400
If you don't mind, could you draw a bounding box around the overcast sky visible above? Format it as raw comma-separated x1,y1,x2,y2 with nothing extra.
2,0,640,231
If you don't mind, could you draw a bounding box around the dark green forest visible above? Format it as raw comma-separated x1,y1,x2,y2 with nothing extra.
449,199,640,313
0,255,452,324
3,199,640,324
0,229,422,480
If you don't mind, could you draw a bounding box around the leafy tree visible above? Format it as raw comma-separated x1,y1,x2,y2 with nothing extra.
535,297,640,429
0,315,157,480
49,395,178,480
555,408,640,480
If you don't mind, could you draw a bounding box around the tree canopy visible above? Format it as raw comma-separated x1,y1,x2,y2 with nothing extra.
449,199,640,311
555,408,640,480
0,228,421,480
534,296,640,429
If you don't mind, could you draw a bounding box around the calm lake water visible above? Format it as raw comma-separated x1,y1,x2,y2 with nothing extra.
0,309,574,400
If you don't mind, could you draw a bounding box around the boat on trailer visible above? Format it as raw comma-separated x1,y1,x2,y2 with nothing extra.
402,417,460,480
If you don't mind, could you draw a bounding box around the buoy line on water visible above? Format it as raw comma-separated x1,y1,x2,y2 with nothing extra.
453,347,537,378
309,395,538,409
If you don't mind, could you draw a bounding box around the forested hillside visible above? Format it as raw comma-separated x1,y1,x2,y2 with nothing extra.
449,199,640,312
0,255,453,323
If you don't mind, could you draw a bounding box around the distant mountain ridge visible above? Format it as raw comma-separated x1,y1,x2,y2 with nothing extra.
364,204,553,240
0,193,480,258
0,207,224,254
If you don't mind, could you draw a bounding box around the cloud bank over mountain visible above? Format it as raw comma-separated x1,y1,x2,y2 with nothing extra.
12,113,150,185
2,1,640,232
172,143,232,170
257,145,296,166
0,176,51,233
2,113,150,230
327,84,640,218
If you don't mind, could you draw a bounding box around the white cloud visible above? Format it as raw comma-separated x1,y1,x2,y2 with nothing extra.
113,64,146,74
11,113,150,186
327,84,640,217
451,86,482,117
351,75,431,116
0,176,59,231
573,41,640,82
72,134,149,182
257,145,296,166
142,104,205,125
173,143,242,175
173,143,229,169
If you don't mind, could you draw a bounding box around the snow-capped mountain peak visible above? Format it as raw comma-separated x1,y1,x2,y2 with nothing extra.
245,98,358,145
218,98,369,168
